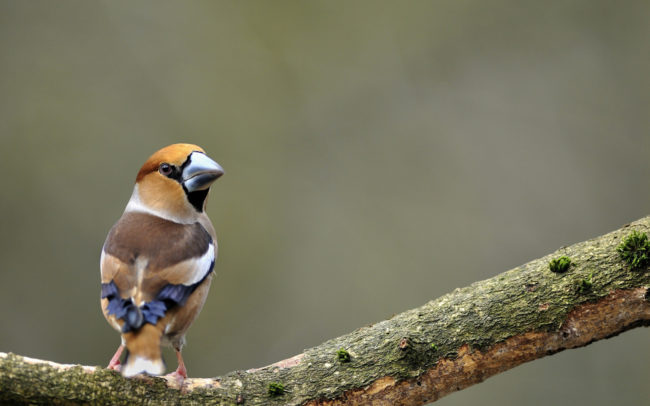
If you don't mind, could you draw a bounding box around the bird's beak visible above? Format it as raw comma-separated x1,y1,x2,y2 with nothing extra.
182,152,224,192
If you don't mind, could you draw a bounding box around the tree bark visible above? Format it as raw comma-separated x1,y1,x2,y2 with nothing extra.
1,216,649,405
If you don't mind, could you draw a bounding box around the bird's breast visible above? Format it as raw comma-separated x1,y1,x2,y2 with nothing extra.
103,211,212,270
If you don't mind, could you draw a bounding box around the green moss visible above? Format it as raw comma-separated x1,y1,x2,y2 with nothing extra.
549,256,572,273
430,343,438,351
336,348,351,363
268,382,285,397
576,272,594,293
617,230,650,269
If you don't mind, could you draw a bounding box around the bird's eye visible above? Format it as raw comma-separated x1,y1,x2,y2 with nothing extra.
159,163,173,176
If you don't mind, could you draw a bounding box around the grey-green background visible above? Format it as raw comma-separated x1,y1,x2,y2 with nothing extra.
1,1,649,404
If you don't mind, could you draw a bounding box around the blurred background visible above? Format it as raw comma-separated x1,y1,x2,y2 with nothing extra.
1,1,649,404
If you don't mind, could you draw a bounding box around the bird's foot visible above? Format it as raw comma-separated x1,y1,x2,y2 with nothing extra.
107,359,122,372
166,349,188,383
165,369,186,386
107,344,125,372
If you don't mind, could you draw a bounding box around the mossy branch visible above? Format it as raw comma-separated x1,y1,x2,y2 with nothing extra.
2,216,650,405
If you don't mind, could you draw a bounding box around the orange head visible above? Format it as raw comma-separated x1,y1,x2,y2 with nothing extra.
127,144,224,222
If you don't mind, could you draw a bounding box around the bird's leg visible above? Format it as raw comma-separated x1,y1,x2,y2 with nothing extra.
166,348,188,383
107,344,124,371
174,349,188,378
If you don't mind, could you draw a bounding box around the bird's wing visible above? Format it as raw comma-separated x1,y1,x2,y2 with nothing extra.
100,211,215,332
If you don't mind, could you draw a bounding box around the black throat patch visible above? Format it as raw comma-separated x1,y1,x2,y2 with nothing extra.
185,188,209,212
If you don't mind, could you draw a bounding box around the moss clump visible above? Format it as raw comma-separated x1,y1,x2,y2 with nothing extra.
576,272,594,293
336,348,351,363
268,382,285,397
617,230,650,269
549,256,572,273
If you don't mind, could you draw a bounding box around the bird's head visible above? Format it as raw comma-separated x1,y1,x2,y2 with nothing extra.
127,144,224,223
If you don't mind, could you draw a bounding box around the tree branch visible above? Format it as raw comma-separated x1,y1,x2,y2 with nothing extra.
2,216,649,405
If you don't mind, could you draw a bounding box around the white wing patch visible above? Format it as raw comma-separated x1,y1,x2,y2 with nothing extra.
181,242,215,286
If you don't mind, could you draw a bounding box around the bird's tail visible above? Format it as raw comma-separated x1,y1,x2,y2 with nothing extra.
121,324,165,377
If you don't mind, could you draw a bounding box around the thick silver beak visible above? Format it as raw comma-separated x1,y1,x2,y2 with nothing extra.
182,151,224,192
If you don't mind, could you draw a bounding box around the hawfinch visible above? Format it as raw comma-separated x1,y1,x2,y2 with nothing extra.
100,144,223,379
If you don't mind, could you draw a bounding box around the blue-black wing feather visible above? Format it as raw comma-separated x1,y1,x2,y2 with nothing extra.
101,259,215,332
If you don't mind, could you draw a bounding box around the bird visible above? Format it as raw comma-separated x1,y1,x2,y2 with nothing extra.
100,143,224,380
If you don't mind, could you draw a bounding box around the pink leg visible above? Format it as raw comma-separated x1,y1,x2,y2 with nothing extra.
107,344,124,371
166,349,187,382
